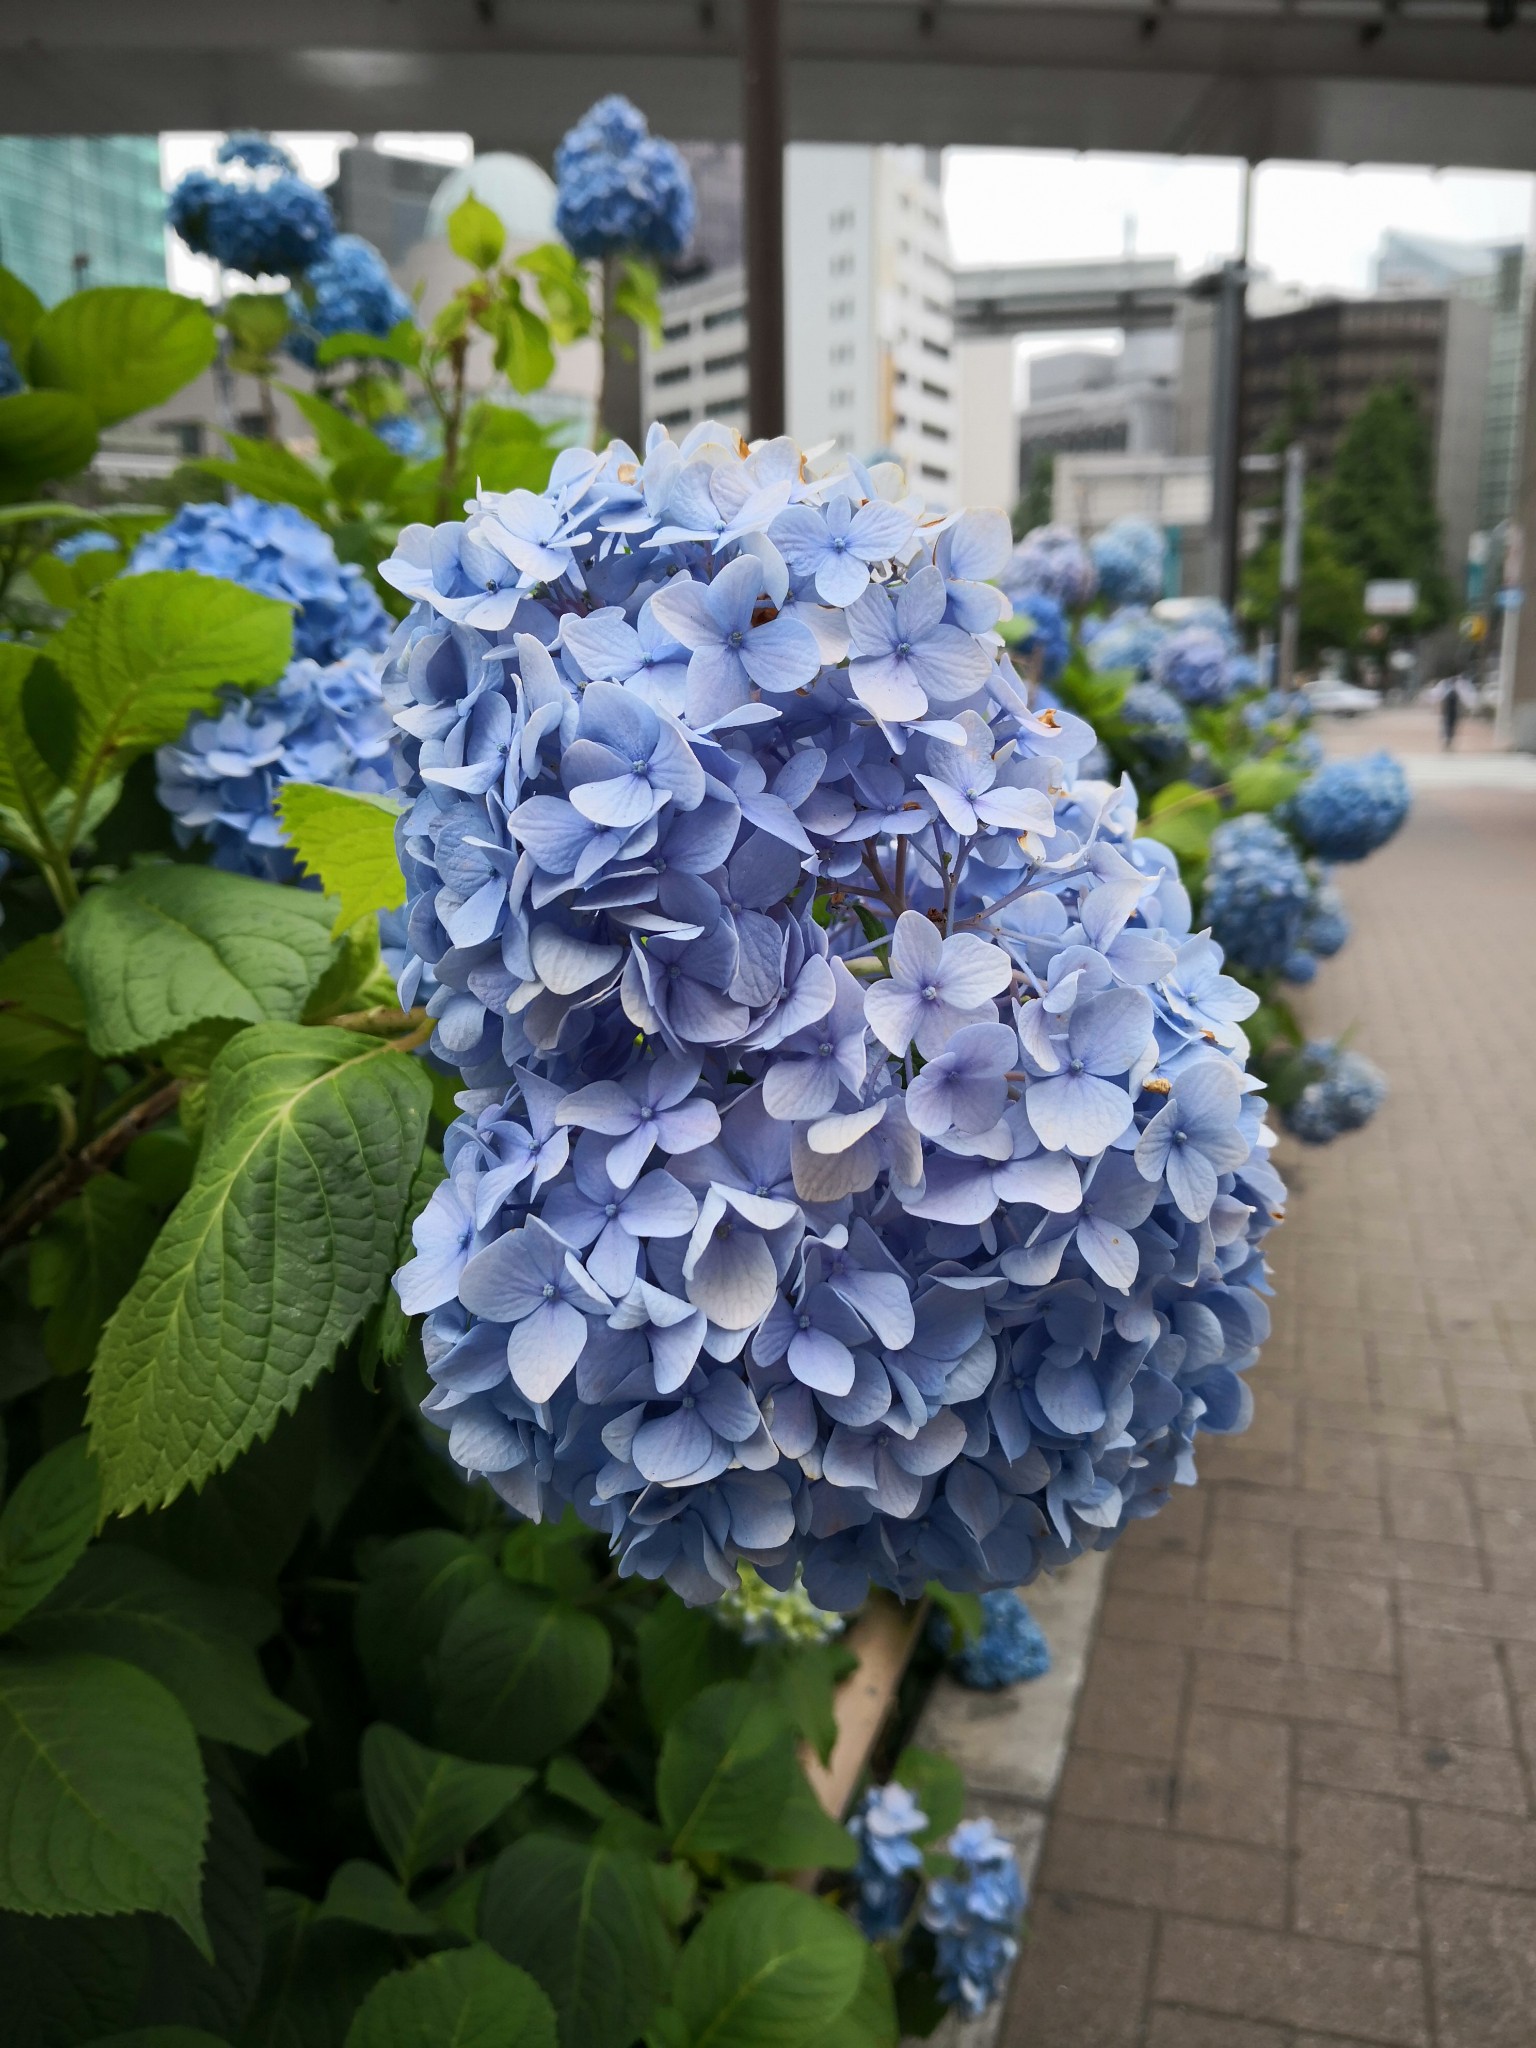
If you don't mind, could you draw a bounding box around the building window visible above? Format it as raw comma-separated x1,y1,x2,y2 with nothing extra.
830,388,854,408
921,338,950,360
704,351,747,375
919,463,950,482
921,295,948,318
830,252,854,277
658,408,695,428
654,364,691,387
702,304,744,330
920,379,949,401
662,320,691,342
920,421,949,442
830,298,855,321
828,206,855,231
829,343,854,365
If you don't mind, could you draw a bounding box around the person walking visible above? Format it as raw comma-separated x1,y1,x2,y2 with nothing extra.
1432,674,1469,749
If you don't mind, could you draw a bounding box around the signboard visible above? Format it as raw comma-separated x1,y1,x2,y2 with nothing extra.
1363,579,1418,617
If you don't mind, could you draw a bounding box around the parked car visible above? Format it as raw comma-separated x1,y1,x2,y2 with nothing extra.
1303,677,1380,716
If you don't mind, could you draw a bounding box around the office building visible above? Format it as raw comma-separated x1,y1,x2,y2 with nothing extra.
1373,228,1528,536
329,142,447,268
0,136,165,307
1016,329,1179,500
641,143,959,507
1240,293,1493,589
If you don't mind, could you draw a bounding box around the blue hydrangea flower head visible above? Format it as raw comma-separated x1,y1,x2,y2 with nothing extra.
1085,604,1166,680
129,493,390,665
1301,876,1349,959
0,339,23,398
376,414,427,457
286,233,413,365
942,1589,1051,1688
1284,1041,1387,1144
155,649,393,878
217,132,298,175
923,1817,1026,2017
1153,624,1234,707
1011,590,1069,682
554,96,696,261
1282,950,1317,984
848,1781,927,1939
1202,812,1313,973
381,421,1283,1609
53,528,119,564
1286,751,1409,862
1090,517,1164,608
168,159,335,278
998,524,1096,610
1120,680,1190,765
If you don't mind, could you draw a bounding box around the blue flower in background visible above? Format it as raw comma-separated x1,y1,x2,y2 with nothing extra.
1090,517,1164,608
286,233,413,365
1282,950,1317,984
943,1590,1051,1689
129,493,390,665
217,132,298,175
1153,624,1234,707
1086,604,1166,680
554,95,695,261
923,1818,1026,2018
375,415,427,457
1012,590,1069,682
1301,877,1350,958
848,1782,928,1939
998,524,1096,610
1203,812,1313,973
1284,1041,1387,1145
0,339,23,397
53,528,119,563
1287,751,1409,862
1120,680,1190,764
169,166,335,279
155,650,393,878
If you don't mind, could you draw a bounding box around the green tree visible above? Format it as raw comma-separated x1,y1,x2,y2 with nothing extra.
1320,379,1451,631
1242,510,1365,662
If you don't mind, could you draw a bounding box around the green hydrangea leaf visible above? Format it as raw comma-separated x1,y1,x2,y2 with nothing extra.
0,1436,101,1636
432,1580,611,1767
655,1681,801,1859
0,390,99,497
63,865,338,1059
277,783,406,938
54,570,292,792
448,194,506,271
0,1649,209,1954
666,1884,867,2048
479,1834,674,2048
17,1545,306,1755
29,288,217,430
361,1723,532,1886
345,1945,556,2048
87,1024,431,1516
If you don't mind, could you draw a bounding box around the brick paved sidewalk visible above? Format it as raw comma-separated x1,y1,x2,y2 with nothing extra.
1004,782,1536,2048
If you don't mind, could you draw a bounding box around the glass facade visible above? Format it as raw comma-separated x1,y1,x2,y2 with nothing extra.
0,136,166,309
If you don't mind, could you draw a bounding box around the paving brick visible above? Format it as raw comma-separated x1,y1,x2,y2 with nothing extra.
1098,1592,1291,1659
1002,1892,1153,2048
1298,1528,1485,1589
1382,1468,1476,1545
1154,1916,1429,2045
1424,1878,1536,2048
1293,1574,1396,1675
1399,1629,1514,1747
1040,1815,1287,1929
1294,1787,1420,1951
1146,2013,1291,2048
1213,1482,1382,1535
1203,1520,1296,1608
1297,1725,1527,1814
1397,1582,1536,1646
1416,1808,1536,1890
1055,1749,1173,1830
1071,1638,1188,1764
1190,1652,1399,1730
1173,1708,1290,1848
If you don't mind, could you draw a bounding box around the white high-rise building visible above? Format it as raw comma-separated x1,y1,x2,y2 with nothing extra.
640,144,958,508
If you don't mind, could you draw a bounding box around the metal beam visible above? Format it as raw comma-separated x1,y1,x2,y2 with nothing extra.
742,0,786,441
955,258,1183,339
8,5,1536,171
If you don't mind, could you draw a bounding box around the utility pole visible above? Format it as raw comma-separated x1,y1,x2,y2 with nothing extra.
742,0,786,441
1206,162,1254,611
1277,439,1306,690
